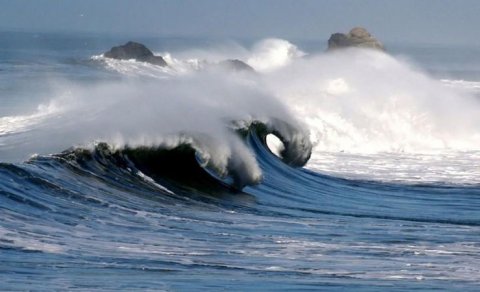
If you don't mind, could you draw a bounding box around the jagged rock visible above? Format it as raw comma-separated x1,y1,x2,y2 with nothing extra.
327,27,384,51
103,41,167,66
217,59,254,72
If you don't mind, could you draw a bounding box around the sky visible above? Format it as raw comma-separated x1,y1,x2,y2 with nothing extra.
0,0,479,44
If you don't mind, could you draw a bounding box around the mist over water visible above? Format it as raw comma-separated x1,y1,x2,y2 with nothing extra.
260,47,480,183
267,49,480,152
2,33,480,291
1,38,480,184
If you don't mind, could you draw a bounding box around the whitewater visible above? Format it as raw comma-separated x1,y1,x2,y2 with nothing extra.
1,32,479,290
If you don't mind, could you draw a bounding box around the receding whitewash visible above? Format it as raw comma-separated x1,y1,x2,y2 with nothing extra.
307,151,480,184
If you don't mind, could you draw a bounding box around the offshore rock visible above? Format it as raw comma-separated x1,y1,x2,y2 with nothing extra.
104,41,167,66
217,59,255,72
328,27,384,51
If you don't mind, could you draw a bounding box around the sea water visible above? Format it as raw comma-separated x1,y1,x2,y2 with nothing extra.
1,31,479,291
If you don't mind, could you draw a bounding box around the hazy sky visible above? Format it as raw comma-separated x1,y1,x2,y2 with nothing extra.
1,0,479,44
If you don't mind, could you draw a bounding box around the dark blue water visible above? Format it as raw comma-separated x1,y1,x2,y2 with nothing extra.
1,31,480,291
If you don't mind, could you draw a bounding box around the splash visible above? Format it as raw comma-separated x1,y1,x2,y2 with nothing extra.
256,47,480,183
0,72,310,187
247,38,305,72
262,48,480,154
2,38,480,184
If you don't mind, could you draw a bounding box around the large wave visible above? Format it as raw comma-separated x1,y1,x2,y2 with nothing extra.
1,38,480,185
0,70,311,188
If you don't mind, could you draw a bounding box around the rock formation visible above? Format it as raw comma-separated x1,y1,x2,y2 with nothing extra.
327,27,384,51
217,59,255,72
103,41,167,66
102,42,255,73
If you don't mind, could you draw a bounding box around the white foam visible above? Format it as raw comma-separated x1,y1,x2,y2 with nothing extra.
256,47,480,183
307,150,480,184
92,38,303,77
135,170,175,194
264,49,480,154
4,39,480,185
441,79,480,91
247,38,305,72
0,74,307,187
0,100,61,136
0,226,64,253
92,54,177,78
265,133,284,157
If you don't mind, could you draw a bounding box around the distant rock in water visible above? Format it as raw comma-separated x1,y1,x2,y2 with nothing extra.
327,27,384,51
217,59,255,72
103,41,167,66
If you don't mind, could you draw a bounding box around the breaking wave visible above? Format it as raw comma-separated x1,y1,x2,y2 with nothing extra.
2,35,480,290
1,38,480,184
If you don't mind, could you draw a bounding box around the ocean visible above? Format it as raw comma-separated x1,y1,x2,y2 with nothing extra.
1,31,479,291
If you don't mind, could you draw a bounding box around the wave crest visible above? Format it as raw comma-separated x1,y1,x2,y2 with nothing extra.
55,116,312,191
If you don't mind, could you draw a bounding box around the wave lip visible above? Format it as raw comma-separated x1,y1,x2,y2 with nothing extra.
247,119,312,168
46,115,313,193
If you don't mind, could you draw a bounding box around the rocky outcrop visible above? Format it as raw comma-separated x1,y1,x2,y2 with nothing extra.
103,41,167,66
217,59,254,72
327,27,384,51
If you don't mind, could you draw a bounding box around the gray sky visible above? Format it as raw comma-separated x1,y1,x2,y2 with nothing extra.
1,0,479,44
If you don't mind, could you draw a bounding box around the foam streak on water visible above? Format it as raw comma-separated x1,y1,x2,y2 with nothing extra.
308,151,480,184
1,34,480,290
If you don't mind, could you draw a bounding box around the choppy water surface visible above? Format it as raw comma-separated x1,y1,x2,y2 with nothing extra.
1,32,480,290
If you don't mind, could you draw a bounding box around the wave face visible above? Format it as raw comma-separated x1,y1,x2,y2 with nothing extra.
1,131,479,290
1,33,480,290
